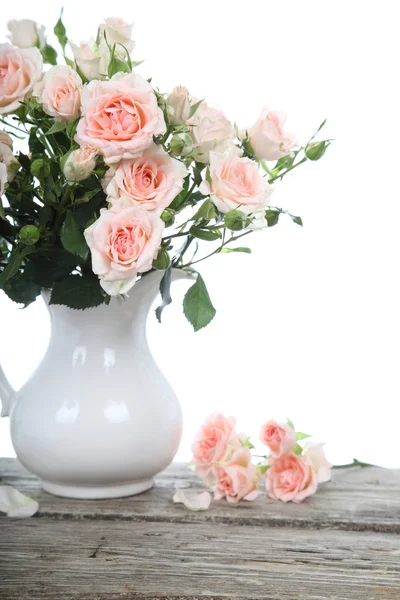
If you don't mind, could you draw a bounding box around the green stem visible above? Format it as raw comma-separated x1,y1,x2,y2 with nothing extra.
181,230,251,268
268,157,307,183
0,118,27,134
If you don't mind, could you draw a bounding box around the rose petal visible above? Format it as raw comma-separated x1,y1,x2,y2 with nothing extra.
173,489,212,511
0,485,39,518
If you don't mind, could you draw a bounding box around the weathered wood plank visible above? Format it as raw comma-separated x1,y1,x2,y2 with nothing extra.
1,518,400,600
1,459,399,532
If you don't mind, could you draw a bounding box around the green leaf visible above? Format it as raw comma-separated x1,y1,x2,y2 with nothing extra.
183,272,216,332
60,211,89,260
317,118,327,133
265,209,280,227
241,437,255,450
54,9,68,51
0,245,36,290
189,98,204,119
0,196,5,220
296,432,311,441
257,464,270,476
224,209,248,231
31,158,50,179
274,154,295,171
155,265,172,323
192,199,217,222
287,418,295,430
292,443,303,456
45,121,66,136
50,274,105,309
220,247,251,254
153,247,171,271
3,271,41,307
189,225,221,241
290,214,303,226
41,45,58,65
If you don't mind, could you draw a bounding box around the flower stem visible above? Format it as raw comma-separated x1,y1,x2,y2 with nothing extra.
332,458,377,469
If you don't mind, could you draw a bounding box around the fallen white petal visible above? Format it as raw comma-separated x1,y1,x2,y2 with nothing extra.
0,485,39,518
173,489,212,511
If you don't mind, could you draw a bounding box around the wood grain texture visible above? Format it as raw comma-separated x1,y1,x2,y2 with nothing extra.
1,518,400,600
0,459,399,599
0,459,399,532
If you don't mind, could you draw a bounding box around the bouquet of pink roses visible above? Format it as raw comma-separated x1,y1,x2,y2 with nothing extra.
0,13,330,330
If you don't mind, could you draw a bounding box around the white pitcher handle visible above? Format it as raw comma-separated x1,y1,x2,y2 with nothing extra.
0,364,15,417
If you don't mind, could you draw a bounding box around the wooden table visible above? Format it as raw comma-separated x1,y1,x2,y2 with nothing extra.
0,458,399,599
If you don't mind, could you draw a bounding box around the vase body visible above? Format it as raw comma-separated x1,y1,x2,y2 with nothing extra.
8,271,184,499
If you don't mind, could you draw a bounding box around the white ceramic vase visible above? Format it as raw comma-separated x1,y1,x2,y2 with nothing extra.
0,269,188,499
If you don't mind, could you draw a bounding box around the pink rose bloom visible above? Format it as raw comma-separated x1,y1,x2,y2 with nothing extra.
106,145,187,215
75,73,166,164
187,100,235,163
84,202,164,296
214,448,260,504
0,43,42,114
167,86,191,126
0,131,13,147
246,107,296,161
191,412,237,480
304,443,332,483
63,146,97,182
259,419,296,457
34,65,82,122
200,148,272,215
266,453,318,503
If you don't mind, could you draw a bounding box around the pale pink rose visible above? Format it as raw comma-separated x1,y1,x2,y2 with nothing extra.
0,142,19,183
84,201,164,295
99,17,134,54
200,148,272,215
187,100,236,163
75,73,166,164
191,412,237,480
0,43,43,114
266,453,318,503
214,448,260,504
106,145,187,215
63,146,97,182
69,39,103,82
246,107,296,161
167,86,191,126
259,419,296,457
34,66,82,122
304,443,332,483
7,19,45,50
0,163,7,197
0,131,13,147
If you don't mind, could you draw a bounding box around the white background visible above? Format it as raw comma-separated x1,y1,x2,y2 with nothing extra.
1,0,399,467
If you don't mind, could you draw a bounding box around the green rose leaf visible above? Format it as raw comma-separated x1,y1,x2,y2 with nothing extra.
155,265,172,323
50,274,105,309
41,45,58,65
292,443,303,456
45,121,67,136
192,199,218,222
183,272,216,332
224,209,249,231
189,225,221,241
296,432,311,441
60,211,89,261
265,209,280,227
54,10,68,51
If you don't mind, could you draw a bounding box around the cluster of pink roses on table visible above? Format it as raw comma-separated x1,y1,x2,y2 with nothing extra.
189,413,332,505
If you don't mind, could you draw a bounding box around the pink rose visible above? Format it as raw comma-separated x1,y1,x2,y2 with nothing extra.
214,448,260,504
304,443,332,483
266,453,318,503
246,107,296,161
167,86,191,126
191,412,237,480
0,163,7,197
63,146,97,182
34,66,82,122
0,43,42,114
0,131,13,147
84,202,164,295
106,145,187,215
69,39,103,82
75,73,166,164
187,100,235,163
259,419,296,457
200,149,272,215
7,19,45,50
99,17,134,54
